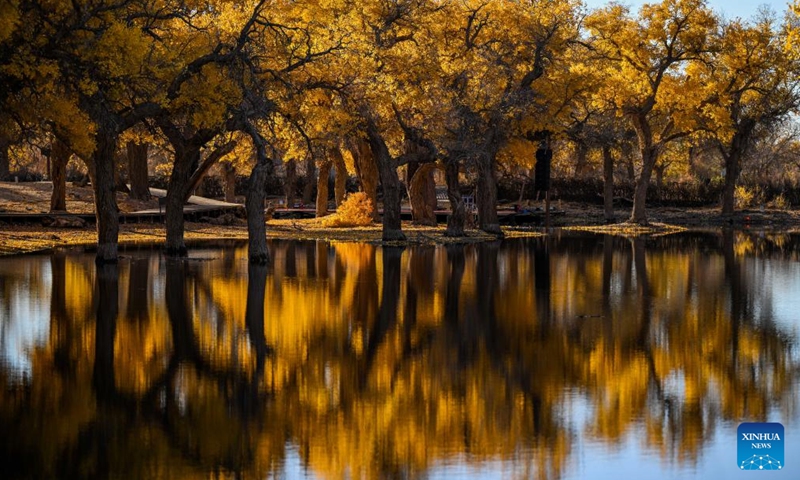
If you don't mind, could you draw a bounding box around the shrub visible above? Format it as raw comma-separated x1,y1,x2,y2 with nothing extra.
320,192,374,228
735,185,764,209
768,193,789,210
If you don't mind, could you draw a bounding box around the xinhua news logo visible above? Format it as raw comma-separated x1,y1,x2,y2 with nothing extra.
737,423,784,471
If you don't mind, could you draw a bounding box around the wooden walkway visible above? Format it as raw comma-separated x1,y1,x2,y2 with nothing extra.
0,188,243,224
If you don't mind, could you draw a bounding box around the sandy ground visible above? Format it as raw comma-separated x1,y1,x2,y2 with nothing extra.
2,181,799,256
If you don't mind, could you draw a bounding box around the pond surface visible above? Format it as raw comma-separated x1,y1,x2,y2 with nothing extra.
1,231,799,479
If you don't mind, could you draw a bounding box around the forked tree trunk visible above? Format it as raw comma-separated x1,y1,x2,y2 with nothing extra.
164,145,200,256
50,139,70,212
408,162,437,226
127,141,150,200
602,146,615,223
444,158,465,237
316,159,332,217
365,121,405,241
332,148,347,207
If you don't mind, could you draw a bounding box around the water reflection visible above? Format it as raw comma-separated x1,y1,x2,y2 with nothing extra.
0,232,798,479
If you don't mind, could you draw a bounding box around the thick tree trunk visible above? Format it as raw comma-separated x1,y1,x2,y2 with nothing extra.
475,153,501,235
92,132,121,263
302,156,316,206
408,162,437,226
332,148,347,207
0,137,9,181
629,149,656,225
720,128,752,215
223,162,237,203
164,146,200,256
603,146,615,223
721,152,740,215
285,159,297,207
49,139,70,212
316,159,332,217
246,159,270,264
127,141,150,200
365,121,405,241
444,158,465,237
349,138,379,221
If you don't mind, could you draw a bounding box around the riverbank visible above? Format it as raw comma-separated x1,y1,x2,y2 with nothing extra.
3,180,800,256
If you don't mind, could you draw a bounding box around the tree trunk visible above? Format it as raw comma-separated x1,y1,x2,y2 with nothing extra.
629,147,656,225
332,147,348,207
444,158,465,237
602,146,615,223
246,160,271,264
92,131,122,263
223,162,237,203
475,153,501,235
302,156,316,206
720,128,752,215
285,158,297,207
49,139,70,212
164,145,200,256
349,137,379,221
127,141,150,200
721,151,740,215
0,137,9,181
574,141,589,178
628,113,658,225
365,121,405,241
316,159,332,217
408,162,437,226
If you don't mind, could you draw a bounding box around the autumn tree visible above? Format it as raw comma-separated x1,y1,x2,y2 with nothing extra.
586,0,717,224
695,14,799,214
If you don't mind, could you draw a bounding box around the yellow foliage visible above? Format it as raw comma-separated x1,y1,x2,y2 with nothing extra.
320,192,375,228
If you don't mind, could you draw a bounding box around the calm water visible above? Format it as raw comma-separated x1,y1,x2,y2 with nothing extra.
1,231,799,479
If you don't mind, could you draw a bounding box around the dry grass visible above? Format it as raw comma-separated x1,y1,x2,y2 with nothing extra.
0,181,159,214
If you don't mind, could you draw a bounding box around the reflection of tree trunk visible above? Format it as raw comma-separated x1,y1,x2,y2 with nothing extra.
245,264,270,370
534,238,551,337
285,158,297,208
722,229,742,372
316,159,331,217
315,242,327,280
127,141,151,201
50,253,73,375
165,261,205,366
332,148,347,207
408,163,437,226
444,245,465,327
94,263,119,403
125,258,150,322
50,139,70,212
444,158,465,236
284,243,297,278
360,247,403,387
